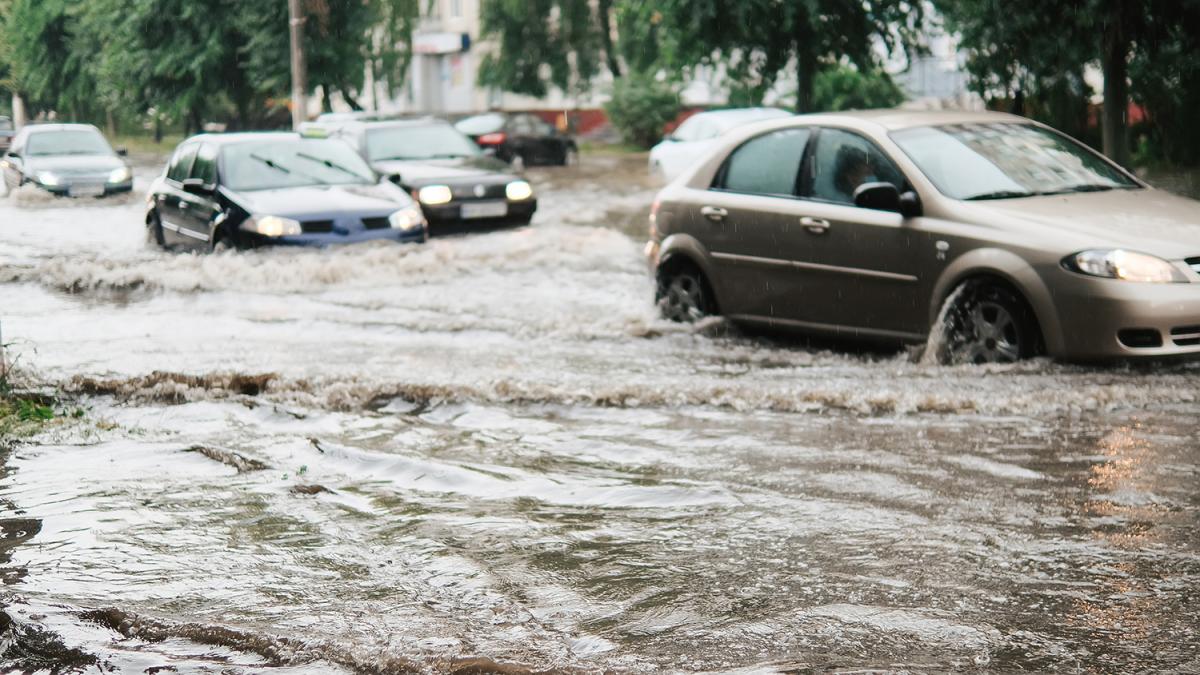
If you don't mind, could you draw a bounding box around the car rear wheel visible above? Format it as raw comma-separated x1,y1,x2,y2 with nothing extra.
657,265,715,323
560,146,579,167
210,233,235,254
937,282,1039,365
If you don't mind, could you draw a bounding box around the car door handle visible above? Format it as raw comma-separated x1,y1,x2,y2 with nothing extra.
800,216,830,234
700,206,728,222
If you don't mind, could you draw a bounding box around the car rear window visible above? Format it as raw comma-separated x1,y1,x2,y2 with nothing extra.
456,114,506,135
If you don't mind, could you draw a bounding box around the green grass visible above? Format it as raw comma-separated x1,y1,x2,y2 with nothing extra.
579,141,650,156
110,132,187,157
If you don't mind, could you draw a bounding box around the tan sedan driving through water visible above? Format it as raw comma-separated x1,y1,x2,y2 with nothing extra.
646,110,1200,363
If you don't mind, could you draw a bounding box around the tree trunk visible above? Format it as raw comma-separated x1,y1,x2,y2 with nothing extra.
340,87,363,111
795,49,817,113
1101,3,1129,166
597,0,622,78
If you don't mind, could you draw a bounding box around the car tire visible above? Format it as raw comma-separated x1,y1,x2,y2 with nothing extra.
210,233,236,254
657,263,715,323
936,281,1039,365
560,146,579,167
147,212,166,248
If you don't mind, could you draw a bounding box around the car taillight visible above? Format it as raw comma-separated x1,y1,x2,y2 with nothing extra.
478,133,507,145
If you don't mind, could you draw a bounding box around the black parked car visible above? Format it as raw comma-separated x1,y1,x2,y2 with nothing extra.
303,118,537,232
145,132,427,252
1,124,132,198
455,112,578,169
0,117,14,154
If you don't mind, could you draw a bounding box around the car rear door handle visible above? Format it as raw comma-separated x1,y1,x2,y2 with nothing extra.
700,206,728,222
800,216,830,234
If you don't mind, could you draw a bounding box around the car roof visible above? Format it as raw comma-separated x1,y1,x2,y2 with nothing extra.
306,116,446,133
181,131,306,147
795,108,1032,131
22,123,104,134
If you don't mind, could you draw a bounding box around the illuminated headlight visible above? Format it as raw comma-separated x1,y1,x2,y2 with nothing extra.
388,206,425,231
36,171,60,187
107,166,132,184
506,180,533,201
242,215,302,237
1065,249,1187,283
418,185,453,205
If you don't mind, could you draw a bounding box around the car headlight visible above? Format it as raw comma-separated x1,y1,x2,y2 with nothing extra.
1064,249,1188,283
36,171,60,187
418,185,453,205
506,180,533,201
242,215,302,237
388,206,425,231
108,166,132,184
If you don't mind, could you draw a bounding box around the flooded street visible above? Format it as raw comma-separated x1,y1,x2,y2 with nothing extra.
1,154,1199,672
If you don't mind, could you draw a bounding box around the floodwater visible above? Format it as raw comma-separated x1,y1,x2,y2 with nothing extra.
1,154,1199,673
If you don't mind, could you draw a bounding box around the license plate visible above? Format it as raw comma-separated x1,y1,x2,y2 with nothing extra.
460,201,507,219
69,184,105,198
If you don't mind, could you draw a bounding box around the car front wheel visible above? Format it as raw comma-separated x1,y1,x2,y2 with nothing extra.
936,282,1039,365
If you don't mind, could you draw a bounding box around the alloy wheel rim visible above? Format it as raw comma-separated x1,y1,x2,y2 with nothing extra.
663,276,706,322
949,301,1021,364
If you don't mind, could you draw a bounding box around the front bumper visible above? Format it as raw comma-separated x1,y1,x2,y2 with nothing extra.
38,179,133,197
242,226,427,248
1051,270,1200,360
421,198,537,229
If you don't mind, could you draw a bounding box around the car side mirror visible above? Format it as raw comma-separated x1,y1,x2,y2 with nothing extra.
664,134,679,143
899,190,922,218
181,178,214,196
116,147,128,157
854,182,901,212
387,173,403,185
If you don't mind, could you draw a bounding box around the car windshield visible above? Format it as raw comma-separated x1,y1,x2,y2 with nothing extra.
221,138,376,191
367,124,482,161
455,114,506,136
891,123,1138,200
26,129,113,156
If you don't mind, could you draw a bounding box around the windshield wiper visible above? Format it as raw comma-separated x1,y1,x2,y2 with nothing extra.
250,153,292,174
1040,184,1127,196
296,152,370,181
964,190,1039,201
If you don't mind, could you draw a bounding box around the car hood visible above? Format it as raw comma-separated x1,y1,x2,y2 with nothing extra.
28,154,124,173
967,188,1200,259
228,181,413,219
371,157,516,186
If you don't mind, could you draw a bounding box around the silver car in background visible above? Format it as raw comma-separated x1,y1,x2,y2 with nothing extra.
648,108,792,182
1,123,132,198
647,110,1200,363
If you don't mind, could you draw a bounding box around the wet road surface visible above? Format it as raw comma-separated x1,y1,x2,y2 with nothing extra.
1,153,1198,673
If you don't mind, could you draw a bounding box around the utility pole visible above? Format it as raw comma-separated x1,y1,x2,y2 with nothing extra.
288,0,308,130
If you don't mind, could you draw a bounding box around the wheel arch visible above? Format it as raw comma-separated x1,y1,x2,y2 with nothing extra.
930,248,1064,355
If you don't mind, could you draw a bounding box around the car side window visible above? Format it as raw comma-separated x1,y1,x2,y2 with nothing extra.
807,128,905,205
715,128,811,197
529,116,553,136
190,143,218,185
167,144,198,183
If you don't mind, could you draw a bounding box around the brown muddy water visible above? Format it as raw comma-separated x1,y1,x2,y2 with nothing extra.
1,154,1199,673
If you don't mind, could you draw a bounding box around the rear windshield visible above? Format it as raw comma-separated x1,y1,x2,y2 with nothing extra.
455,114,506,136
891,123,1138,200
0,118,12,131
221,138,376,191
366,124,481,161
27,129,113,157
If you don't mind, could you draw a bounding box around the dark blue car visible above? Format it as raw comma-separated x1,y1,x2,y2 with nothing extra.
145,132,427,252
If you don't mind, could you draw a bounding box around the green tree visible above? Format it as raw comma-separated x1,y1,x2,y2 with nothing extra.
937,0,1200,165
1129,23,1200,166
1,0,99,119
478,0,616,97
810,65,906,112
603,71,678,147
632,0,924,112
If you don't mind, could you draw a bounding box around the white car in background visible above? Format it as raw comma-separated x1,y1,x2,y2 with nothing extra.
648,107,792,182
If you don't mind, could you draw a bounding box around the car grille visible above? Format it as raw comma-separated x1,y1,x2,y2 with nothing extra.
1170,325,1200,347
301,220,334,234
1187,257,1200,275
362,217,390,230
451,183,507,201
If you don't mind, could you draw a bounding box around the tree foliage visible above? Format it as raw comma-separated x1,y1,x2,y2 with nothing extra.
810,65,906,113
604,72,678,148
478,0,612,98
0,0,421,129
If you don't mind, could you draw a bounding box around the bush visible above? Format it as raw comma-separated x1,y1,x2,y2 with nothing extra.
810,65,906,113
605,73,680,149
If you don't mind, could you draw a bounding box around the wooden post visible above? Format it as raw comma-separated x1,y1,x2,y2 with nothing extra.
288,0,309,129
